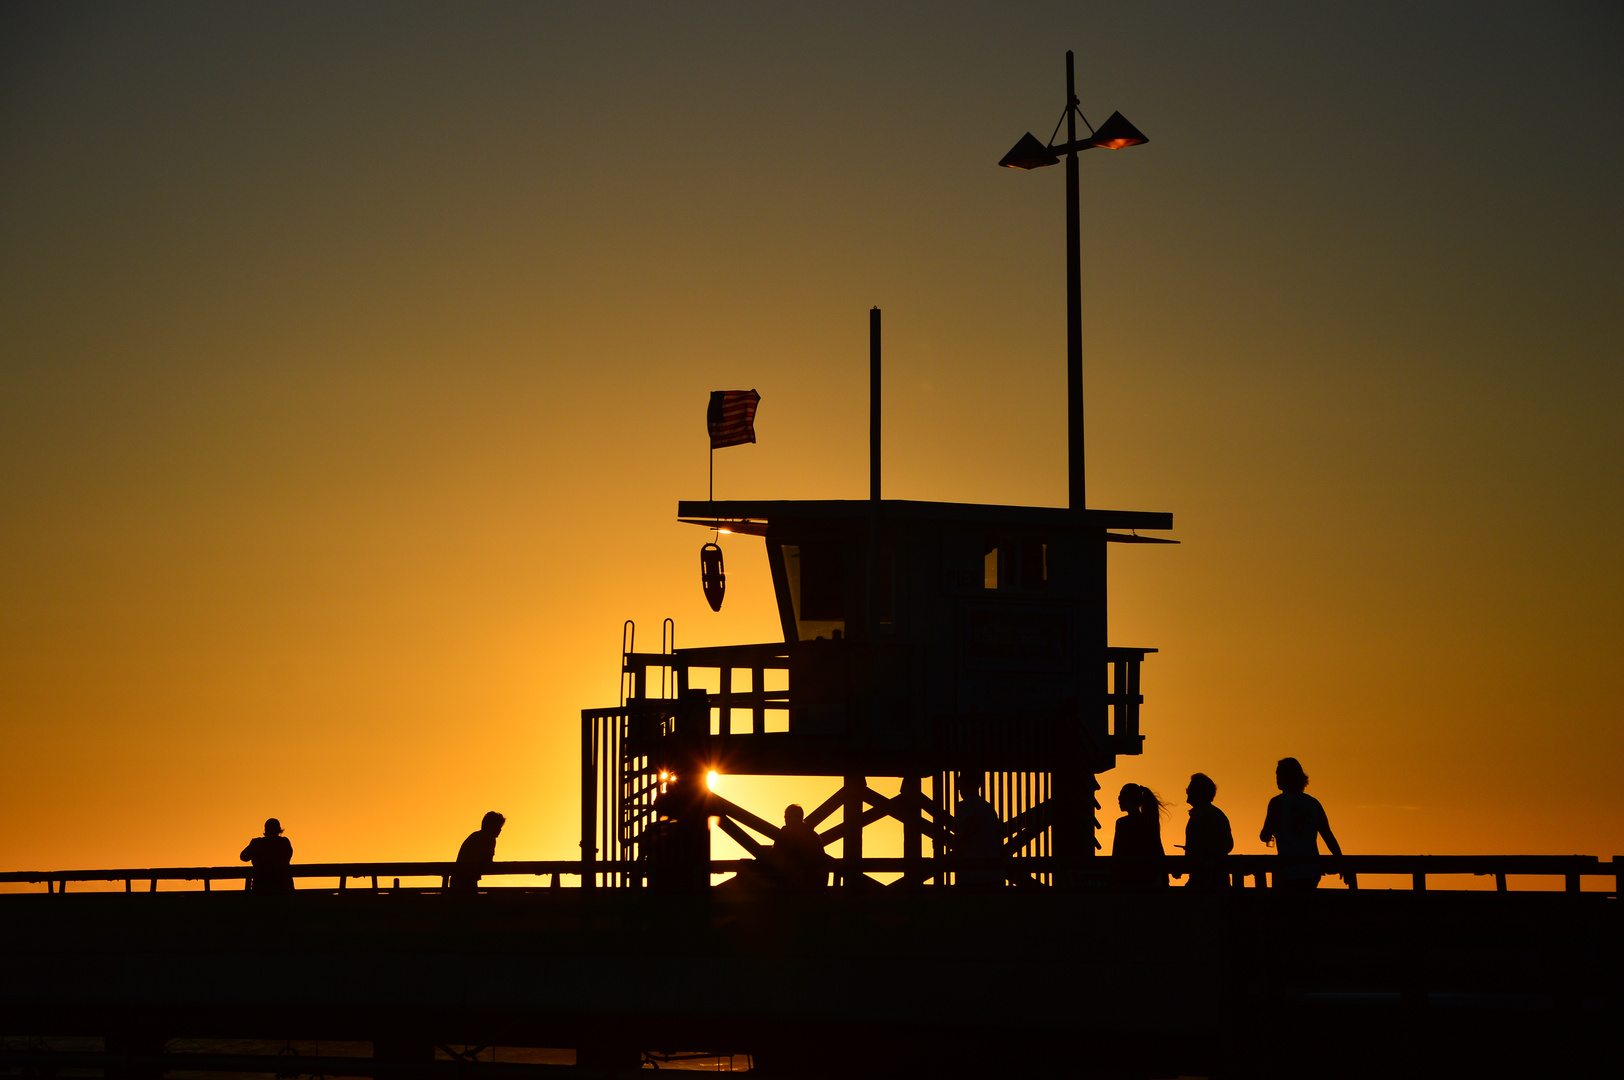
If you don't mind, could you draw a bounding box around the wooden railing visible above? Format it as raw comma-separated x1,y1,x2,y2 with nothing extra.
623,642,790,735
1,854,1617,895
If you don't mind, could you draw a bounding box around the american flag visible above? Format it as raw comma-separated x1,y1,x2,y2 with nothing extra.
707,390,760,449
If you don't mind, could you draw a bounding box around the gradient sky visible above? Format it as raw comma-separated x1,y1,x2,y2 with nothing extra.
3,1,1620,877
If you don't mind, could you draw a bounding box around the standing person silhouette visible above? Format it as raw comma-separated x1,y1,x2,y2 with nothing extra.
1182,773,1233,890
450,811,505,894
1110,784,1168,890
240,818,294,893
767,804,829,891
1259,758,1344,889
954,774,1006,888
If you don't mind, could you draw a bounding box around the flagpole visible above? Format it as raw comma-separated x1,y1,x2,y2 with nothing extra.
870,306,881,505
869,307,881,637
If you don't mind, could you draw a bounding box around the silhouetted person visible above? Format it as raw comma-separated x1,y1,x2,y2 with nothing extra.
1110,784,1167,890
450,811,505,894
767,804,828,891
1181,773,1233,890
954,775,1005,887
1260,757,1344,889
240,818,293,893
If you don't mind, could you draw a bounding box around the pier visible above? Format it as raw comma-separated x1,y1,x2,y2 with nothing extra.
2,856,1618,1078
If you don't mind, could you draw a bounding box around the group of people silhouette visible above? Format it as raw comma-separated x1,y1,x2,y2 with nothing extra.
238,811,506,894
239,758,1340,894
1110,756,1345,889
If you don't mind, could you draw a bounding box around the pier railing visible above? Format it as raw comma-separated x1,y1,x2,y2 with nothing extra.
1,854,1617,895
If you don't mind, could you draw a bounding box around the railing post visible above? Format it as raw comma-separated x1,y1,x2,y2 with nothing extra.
1565,872,1579,894
1112,657,1128,744
752,665,765,734
1413,872,1426,891
843,774,865,890
719,666,732,735
581,710,597,890
1495,872,1507,892
901,776,921,887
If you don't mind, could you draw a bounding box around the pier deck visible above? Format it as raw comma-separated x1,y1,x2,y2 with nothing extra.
3,857,1618,1078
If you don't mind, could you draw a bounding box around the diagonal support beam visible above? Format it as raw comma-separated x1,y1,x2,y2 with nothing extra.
803,788,846,829
1002,801,1055,854
706,793,782,844
713,815,769,860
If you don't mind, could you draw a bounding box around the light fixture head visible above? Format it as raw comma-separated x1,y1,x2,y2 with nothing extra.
1087,111,1148,150
999,132,1060,169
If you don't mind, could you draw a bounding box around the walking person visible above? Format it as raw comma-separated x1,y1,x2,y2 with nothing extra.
1259,758,1345,889
1182,773,1233,890
1110,783,1168,890
450,811,505,894
240,818,294,893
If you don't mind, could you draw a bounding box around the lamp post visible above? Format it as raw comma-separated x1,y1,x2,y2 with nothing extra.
1000,50,1147,512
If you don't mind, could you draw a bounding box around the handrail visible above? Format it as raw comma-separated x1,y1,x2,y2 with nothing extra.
2,854,1617,893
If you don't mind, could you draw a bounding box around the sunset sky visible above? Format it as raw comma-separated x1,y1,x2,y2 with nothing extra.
3,2,1620,878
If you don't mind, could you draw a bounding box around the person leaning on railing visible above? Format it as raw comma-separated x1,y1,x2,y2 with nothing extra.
450,811,505,894
240,818,294,893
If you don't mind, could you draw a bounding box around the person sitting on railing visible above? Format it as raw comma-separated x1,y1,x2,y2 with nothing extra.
240,818,294,893
450,811,505,894
1259,758,1344,890
1110,784,1168,890
1180,773,1233,890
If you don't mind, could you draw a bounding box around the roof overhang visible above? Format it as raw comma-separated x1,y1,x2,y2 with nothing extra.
677,499,1173,535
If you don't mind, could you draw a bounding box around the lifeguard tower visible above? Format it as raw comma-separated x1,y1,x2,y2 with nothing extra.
581,333,1174,891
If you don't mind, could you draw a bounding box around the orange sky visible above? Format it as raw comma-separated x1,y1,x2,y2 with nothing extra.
2,2,1620,875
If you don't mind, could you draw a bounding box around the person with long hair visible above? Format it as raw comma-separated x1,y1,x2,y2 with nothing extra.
1110,783,1168,890
1259,758,1344,889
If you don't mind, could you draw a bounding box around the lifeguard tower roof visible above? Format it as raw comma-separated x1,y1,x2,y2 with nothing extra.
677,499,1172,537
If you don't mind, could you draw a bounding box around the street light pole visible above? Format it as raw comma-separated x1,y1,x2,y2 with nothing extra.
1064,51,1083,511
998,53,1147,513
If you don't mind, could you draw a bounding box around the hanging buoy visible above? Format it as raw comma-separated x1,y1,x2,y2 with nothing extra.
700,542,725,611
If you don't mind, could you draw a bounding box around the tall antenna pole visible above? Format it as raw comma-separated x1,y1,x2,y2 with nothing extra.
1065,51,1084,511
